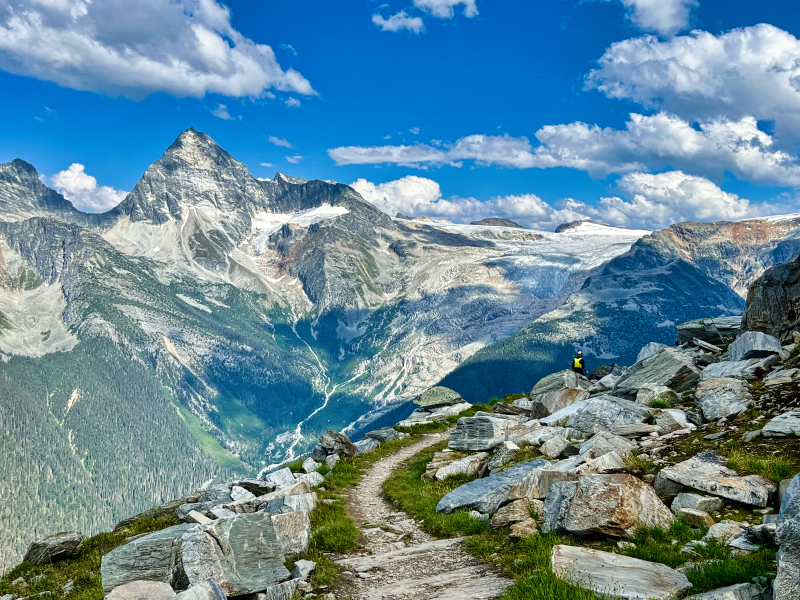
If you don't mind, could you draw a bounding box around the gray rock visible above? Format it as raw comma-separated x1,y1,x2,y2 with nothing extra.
301,458,320,473
180,513,290,597
573,451,626,475
540,435,571,458
293,471,324,488
414,386,464,407
539,401,589,427
612,423,661,437
762,411,800,437
701,359,761,381
528,370,591,417
248,579,300,600
638,342,669,363
354,438,380,455
614,348,701,399
271,510,311,555
106,580,176,600
312,429,357,459
671,493,724,515
519,425,582,445
23,531,83,565
744,254,800,344
636,384,681,406
436,459,550,515
542,482,579,534
579,431,635,461
704,520,745,543
365,427,403,442
230,486,256,502
729,331,783,362
198,484,232,506
659,453,775,507
656,410,688,434
229,479,274,496
551,544,692,599
765,368,800,387
325,454,339,468
263,468,297,490
262,492,318,516
253,482,311,510
487,442,520,472
491,499,538,527
185,511,213,526
177,503,215,522
684,583,769,600
677,316,742,346
742,429,763,442
170,580,228,600
565,395,652,433
101,524,194,593
653,471,686,500
396,402,472,427
449,415,511,451
695,378,752,421
290,559,316,581
775,473,800,600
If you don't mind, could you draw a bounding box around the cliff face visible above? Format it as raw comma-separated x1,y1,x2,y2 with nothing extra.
744,253,800,343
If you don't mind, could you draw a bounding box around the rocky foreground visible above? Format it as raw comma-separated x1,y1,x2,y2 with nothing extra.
3,253,800,600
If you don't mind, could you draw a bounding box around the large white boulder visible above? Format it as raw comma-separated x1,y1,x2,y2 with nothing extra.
728,331,782,362
695,378,752,421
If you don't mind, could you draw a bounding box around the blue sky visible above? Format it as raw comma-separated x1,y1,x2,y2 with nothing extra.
0,0,799,229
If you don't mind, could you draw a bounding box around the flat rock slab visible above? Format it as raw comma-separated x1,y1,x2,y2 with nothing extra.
271,510,311,555
170,580,228,600
414,386,464,407
762,411,800,437
695,378,752,421
684,583,769,600
436,459,550,515
551,544,692,600
23,531,83,565
728,331,782,362
566,396,652,433
613,348,700,399
448,416,511,451
659,453,774,507
106,580,175,600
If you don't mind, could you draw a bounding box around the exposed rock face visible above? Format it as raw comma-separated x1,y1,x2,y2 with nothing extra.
436,459,550,515
658,453,775,507
23,531,83,565
413,386,464,407
470,218,526,228
528,370,591,416
728,331,783,361
743,253,800,344
695,378,753,421
550,545,692,600
271,511,311,555
105,580,176,600
449,416,511,451
676,316,742,346
614,349,701,399
312,430,357,460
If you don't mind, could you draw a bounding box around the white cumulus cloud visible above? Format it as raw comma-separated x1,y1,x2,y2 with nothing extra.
211,103,236,120
414,0,479,19
372,11,425,33
48,163,127,213
268,136,293,148
586,24,800,142
0,0,315,100
351,171,787,231
603,0,696,36
286,155,303,164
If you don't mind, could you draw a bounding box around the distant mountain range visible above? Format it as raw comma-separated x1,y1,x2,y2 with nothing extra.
1,128,799,568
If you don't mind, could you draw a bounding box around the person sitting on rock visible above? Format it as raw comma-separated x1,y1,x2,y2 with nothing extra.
572,351,587,376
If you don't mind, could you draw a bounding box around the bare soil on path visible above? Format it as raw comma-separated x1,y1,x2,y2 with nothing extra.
332,432,513,600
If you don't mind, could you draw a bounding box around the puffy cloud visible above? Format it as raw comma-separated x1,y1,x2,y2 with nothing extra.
330,113,800,186
48,163,127,213
0,0,315,100
372,11,425,34
351,171,787,231
210,103,236,120
268,136,293,148
285,97,301,108
260,162,274,167
604,0,696,36
586,24,800,141
286,155,303,164
409,127,420,135
413,0,479,19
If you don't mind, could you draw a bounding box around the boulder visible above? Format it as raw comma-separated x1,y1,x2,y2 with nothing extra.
518,426,580,446
271,510,311,555
180,513,290,597
552,474,675,539
101,524,194,593
198,484,232,506
671,493,724,515
743,254,800,344
230,486,256,502
598,373,623,390
612,423,661,437
170,580,228,600
542,481,579,534
290,559,316,581
762,411,800,437
436,459,550,515
510,518,539,538
312,429,357,460
540,435,571,459
414,386,464,407
765,368,800,386
565,395,652,433
703,520,745,544
263,468,297,491
579,431,635,461
695,378,752,421
775,473,800,600
551,544,692,600
254,481,311,509
573,451,626,475
677,316,742,346
528,370,591,416
679,508,715,528
487,442,519,472
614,349,701,399
728,331,783,362
636,384,681,407
354,438,380,455
491,499,536,527
262,492,318,516
659,453,775,507
638,342,669,363
293,471,324,488
684,583,769,600
365,428,405,442
23,531,83,565
230,479,274,496
220,498,255,514
186,511,213,526
301,458,320,473
656,410,687,434
589,364,624,380
106,580,176,600
177,503,215,522
325,454,339,469
449,416,511,451
397,402,472,427
434,452,488,481
242,579,300,600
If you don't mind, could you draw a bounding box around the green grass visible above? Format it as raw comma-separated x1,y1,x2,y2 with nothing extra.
649,399,674,409
623,452,655,474
621,521,712,568
684,552,777,593
726,449,797,484
0,514,180,600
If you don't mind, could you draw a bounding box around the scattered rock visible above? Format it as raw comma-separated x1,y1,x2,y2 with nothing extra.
528,370,591,416
291,559,316,581
487,442,519,472
414,386,464,407
263,468,297,491
294,471,325,488
509,518,539,539
695,378,753,421
261,492,318,516
365,428,406,443
540,435,571,459
198,484,232,506
565,395,652,433
636,384,681,407
171,580,228,600
551,544,692,599
684,583,770,600
704,520,744,544
614,348,701,399
449,415,511,451
313,430,357,460
728,331,783,362
271,510,311,555
23,531,83,565
574,451,626,475
679,508,715,528
106,580,175,600
658,453,775,507
491,499,535,527
579,431,635,461
230,486,256,502
435,452,488,481
612,423,661,437
776,473,800,600
301,458,320,473
677,316,742,346
325,454,340,469
254,481,311,509
671,493,724,515
762,411,800,437
186,511,213,525
354,438,380,455
765,368,800,387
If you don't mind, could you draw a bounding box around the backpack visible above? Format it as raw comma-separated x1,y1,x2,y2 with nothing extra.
573,357,584,370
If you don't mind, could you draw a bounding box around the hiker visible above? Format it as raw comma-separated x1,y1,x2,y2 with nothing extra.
572,351,587,377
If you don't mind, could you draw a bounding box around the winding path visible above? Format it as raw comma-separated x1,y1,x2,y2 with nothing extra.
333,432,513,600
